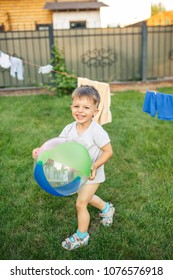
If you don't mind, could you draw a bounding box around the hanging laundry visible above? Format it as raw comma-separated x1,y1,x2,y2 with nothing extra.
157,92,173,120
10,56,24,80
78,77,112,126
142,90,157,117
0,51,11,69
38,64,53,74
143,90,173,121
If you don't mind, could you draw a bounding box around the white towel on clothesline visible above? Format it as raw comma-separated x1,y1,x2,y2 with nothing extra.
38,64,53,74
0,52,11,69
10,56,24,80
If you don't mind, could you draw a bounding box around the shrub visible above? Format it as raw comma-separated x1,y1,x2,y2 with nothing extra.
48,46,77,96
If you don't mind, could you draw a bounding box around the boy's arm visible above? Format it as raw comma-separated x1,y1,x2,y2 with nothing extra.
89,142,113,180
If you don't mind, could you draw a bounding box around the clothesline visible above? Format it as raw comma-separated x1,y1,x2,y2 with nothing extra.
24,59,77,79
0,50,77,80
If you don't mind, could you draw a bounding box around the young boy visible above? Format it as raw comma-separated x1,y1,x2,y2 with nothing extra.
32,85,115,250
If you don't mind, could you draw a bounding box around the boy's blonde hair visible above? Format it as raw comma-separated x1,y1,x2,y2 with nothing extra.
72,85,100,107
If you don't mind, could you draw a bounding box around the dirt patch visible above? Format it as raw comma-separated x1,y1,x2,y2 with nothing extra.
110,79,173,93
0,87,52,96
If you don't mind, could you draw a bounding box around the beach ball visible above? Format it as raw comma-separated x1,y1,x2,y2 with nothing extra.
33,138,92,196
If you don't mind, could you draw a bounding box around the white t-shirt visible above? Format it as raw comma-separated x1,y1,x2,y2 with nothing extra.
59,121,110,184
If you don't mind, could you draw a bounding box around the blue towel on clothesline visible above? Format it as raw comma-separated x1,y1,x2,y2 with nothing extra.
143,90,173,121
143,91,157,117
157,93,173,120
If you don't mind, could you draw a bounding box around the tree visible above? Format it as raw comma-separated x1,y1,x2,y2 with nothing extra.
151,3,165,16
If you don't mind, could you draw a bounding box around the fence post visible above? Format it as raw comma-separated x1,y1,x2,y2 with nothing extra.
141,22,147,81
48,24,56,81
48,24,54,61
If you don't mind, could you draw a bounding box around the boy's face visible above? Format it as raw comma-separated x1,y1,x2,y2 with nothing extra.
70,96,99,125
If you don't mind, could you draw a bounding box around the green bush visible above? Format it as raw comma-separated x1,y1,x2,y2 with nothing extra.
48,46,77,96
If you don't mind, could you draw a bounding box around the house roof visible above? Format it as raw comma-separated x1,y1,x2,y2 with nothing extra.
44,1,108,11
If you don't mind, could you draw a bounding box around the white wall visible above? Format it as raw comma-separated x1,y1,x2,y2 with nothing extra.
53,11,101,29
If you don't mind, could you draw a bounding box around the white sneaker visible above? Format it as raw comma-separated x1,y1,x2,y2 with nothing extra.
62,233,90,250
99,203,115,226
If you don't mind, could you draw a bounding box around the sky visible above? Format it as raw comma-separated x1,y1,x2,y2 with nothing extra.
99,0,173,27
151,0,173,10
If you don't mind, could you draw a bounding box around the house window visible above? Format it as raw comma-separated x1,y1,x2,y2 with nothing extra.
70,21,86,29
36,24,50,31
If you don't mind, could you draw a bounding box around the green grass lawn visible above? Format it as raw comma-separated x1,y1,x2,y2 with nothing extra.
0,87,173,260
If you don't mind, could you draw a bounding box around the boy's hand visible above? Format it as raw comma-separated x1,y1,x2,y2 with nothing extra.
89,164,97,180
32,148,40,159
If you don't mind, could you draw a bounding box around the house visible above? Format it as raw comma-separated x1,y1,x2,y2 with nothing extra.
0,0,52,31
44,0,108,29
0,0,107,31
125,10,173,28
147,10,173,26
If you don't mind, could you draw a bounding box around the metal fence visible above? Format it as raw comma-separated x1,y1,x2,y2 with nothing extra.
0,24,173,88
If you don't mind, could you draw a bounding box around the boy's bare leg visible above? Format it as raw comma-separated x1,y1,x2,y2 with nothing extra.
76,183,103,233
89,194,106,210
